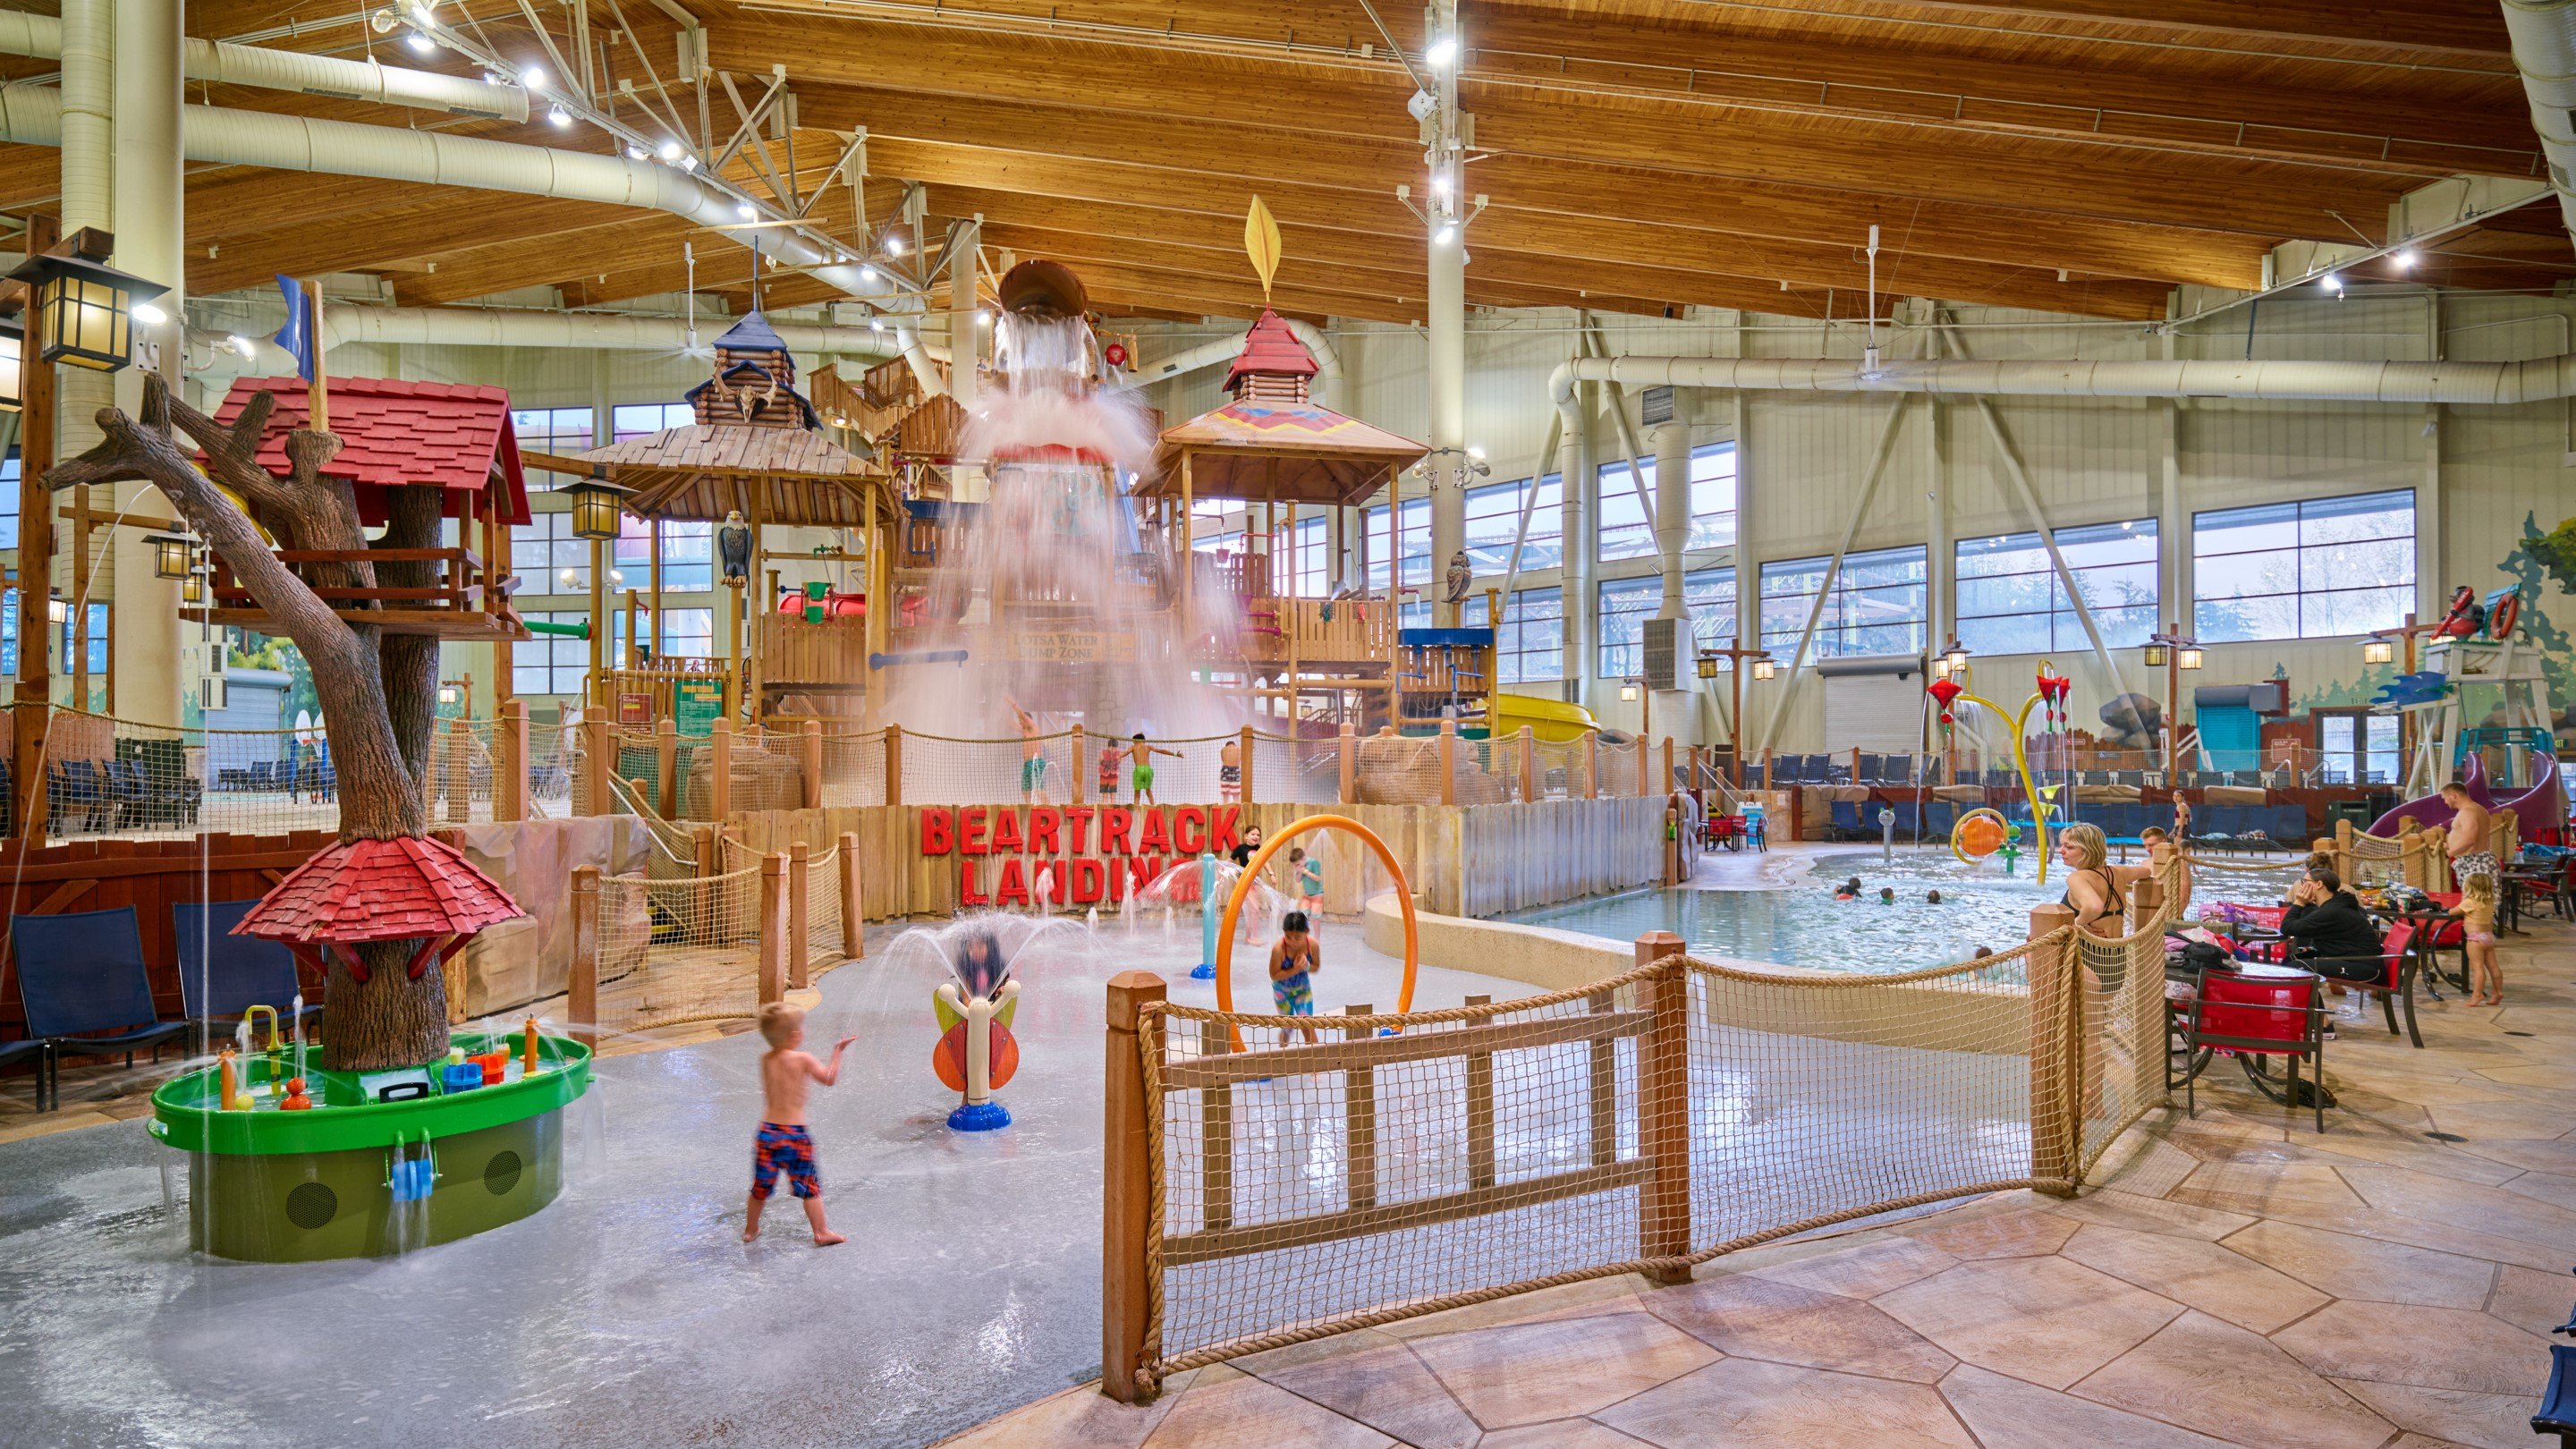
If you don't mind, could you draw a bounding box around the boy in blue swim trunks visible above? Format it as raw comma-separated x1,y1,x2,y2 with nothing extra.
1268,911,1322,1045
744,1003,856,1245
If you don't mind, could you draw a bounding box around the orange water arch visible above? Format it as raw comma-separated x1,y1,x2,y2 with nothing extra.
1213,814,1419,1029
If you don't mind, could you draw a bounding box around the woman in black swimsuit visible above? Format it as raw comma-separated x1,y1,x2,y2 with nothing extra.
2055,822,2132,989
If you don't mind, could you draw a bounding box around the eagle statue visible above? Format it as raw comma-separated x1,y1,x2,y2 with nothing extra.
717,509,753,587
1444,549,1472,606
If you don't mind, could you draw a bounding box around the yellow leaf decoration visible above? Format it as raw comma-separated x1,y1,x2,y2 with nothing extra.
1243,195,1282,301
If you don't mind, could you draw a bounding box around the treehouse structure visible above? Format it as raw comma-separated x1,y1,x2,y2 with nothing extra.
195,377,535,645
1140,310,1473,729
522,311,900,723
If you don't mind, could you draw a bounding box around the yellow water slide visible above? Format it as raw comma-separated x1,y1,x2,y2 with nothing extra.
1488,691,1603,743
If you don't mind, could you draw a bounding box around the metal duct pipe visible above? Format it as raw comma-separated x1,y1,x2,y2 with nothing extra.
0,88,918,364
1546,353,2576,409
2502,0,2576,241
194,303,907,373
1115,317,1343,404
0,12,529,121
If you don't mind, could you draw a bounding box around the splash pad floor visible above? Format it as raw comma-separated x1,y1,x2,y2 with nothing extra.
0,913,1518,1449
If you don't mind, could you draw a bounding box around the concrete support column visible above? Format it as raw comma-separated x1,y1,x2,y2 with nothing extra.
110,0,184,727
55,0,115,710
1561,379,1597,699
1424,0,1468,628
1650,404,1690,623
2419,294,2445,617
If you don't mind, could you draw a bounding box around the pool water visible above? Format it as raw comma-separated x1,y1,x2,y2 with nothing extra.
1509,852,2064,974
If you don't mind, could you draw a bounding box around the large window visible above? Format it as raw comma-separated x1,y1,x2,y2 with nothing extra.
1596,443,1738,564
1462,587,1563,684
0,451,19,550
1289,515,1328,597
2194,489,2415,642
61,602,106,677
1759,546,1927,660
1364,496,1430,592
613,518,715,592
1597,568,1735,679
1956,519,2159,656
658,606,714,659
1188,497,1242,555
515,611,591,696
512,407,595,484
513,512,592,596
612,402,692,440
1464,474,1562,574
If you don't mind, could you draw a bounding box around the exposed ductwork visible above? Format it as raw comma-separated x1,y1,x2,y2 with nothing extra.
0,84,948,391
0,12,530,122
2502,0,2576,242
1547,352,2576,411
1114,317,1343,403
191,302,911,377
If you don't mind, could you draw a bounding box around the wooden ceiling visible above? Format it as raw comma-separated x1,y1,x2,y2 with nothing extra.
0,0,2558,329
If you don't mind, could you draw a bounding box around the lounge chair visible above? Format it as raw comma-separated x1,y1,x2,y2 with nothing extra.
174,900,320,1050
15,907,190,1093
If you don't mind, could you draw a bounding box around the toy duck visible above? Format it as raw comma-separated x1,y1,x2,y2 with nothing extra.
280,1078,313,1112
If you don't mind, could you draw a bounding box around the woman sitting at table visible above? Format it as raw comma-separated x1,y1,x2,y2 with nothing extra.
2280,867,2385,1035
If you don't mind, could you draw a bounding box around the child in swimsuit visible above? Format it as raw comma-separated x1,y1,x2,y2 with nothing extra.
1292,847,1323,909
1269,911,1321,1045
1097,739,1122,801
1128,733,1179,806
2457,871,2503,1006
1218,736,1242,802
744,1004,856,1246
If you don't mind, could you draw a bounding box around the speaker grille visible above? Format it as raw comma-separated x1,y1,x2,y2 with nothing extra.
484,1149,523,1196
284,1182,337,1231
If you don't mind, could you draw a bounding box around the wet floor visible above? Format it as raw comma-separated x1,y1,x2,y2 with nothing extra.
0,915,1513,1449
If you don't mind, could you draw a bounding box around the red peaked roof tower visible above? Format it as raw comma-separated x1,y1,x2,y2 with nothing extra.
236,835,526,985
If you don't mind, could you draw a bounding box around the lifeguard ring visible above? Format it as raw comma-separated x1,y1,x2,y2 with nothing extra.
1214,815,1419,1045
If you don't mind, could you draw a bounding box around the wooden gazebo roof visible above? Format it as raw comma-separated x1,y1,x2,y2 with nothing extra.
521,426,893,527
1144,311,1428,506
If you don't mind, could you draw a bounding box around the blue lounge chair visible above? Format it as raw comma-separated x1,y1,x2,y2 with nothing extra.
15,907,189,1085
0,1035,49,1111
174,900,318,1046
2536,1343,2576,1445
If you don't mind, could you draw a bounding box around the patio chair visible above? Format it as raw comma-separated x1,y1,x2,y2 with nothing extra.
174,900,319,1050
2298,920,2422,1048
2182,965,2330,1131
0,1035,51,1112
2538,1343,2576,1447
14,907,189,1092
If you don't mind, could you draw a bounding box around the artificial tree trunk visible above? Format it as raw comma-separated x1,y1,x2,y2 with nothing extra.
49,376,451,1069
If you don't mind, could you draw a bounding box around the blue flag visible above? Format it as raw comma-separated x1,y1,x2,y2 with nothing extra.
271,274,314,382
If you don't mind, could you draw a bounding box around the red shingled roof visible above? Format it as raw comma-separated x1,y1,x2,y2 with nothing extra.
208,376,532,526
1222,309,1318,394
235,835,524,946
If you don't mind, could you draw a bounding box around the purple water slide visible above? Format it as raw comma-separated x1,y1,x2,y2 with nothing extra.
2366,746,2570,839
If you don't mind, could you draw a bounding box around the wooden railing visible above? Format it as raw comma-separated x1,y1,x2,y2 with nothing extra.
207,547,490,612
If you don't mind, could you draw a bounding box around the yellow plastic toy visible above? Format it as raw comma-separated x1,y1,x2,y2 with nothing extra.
1935,661,2059,886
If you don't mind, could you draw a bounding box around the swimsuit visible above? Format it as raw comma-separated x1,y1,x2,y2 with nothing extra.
1300,862,1323,899
1098,757,1119,793
2061,867,2125,991
1219,763,1241,800
2453,850,2496,886
1272,955,1316,1015
750,1122,819,1200
1021,756,1047,792
1132,763,1155,792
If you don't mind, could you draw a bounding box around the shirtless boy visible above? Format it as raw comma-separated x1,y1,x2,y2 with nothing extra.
744,1004,857,1246
1011,699,1049,805
1128,733,1182,807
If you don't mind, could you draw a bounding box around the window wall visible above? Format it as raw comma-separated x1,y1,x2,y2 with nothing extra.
1955,519,2159,655
1289,515,1328,597
1596,443,1737,564
1597,568,1735,678
511,407,596,484
513,511,593,595
1364,496,1430,592
1758,546,1927,660
514,610,594,697
2193,489,2414,642
1462,587,1563,684
613,402,692,440
1463,474,1562,574
612,518,715,592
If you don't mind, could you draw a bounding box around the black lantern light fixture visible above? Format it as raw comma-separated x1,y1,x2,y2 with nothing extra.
147,533,194,581
2361,636,2394,665
562,475,634,541
1751,657,1776,682
5,242,170,373
181,564,208,606
2142,640,2170,668
1696,651,1719,682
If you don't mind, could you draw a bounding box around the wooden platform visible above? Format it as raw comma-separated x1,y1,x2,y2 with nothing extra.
182,606,534,640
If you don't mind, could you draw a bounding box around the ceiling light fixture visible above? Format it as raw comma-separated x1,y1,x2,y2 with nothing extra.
1434,223,1457,244
130,301,168,326
860,265,879,283
547,103,572,127
2320,272,2343,295
522,65,547,92
404,29,436,53
626,144,648,161
225,334,256,358
657,139,684,162
2394,249,2419,270
1424,36,1458,68
736,202,758,220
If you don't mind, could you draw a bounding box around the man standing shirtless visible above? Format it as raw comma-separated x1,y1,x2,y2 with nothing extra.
2441,779,2495,888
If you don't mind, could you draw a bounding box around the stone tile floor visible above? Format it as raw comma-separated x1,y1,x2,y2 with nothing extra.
942,913,2575,1449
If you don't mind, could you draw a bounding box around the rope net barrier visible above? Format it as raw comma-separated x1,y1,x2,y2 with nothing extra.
593,860,764,1037
1130,864,2180,1382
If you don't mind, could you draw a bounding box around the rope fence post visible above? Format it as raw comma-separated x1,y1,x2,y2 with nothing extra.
1438,717,1456,807
2420,826,2452,893
657,716,680,818
1635,930,1692,1285
1585,728,1599,800
711,716,734,821
839,830,864,957
1101,970,1167,1404
1637,733,1651,796
758,850,788,1006
801,718,824,810
1519,724,1537,803
582,712,613,817
2332,817,2355,885
1071,723,1087,805
569,865,600,1047
1240,724,1256,804
788,839,812,990
2026,902,2079,1196
1665,737,1677,797
1342,1002,1376,1209
885,724,903,810
1337,721,1355,804
496,699,528,822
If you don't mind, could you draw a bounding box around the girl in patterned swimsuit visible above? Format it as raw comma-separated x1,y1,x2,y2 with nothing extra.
2457,872,2503,1007
1269,911,1322,1045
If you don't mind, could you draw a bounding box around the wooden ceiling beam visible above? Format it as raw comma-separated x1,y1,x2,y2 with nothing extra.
706,10,2528,178
1801,0,2511,57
